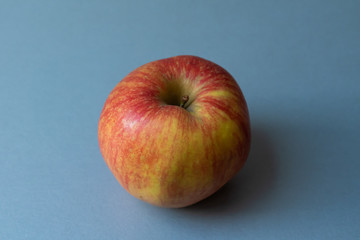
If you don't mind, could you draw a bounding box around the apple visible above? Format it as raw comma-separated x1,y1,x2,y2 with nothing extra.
98,55,251,208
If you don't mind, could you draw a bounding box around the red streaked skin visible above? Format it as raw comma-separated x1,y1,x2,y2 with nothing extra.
98,55,251,208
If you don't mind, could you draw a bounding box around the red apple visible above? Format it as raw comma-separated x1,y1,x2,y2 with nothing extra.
98,55,251,208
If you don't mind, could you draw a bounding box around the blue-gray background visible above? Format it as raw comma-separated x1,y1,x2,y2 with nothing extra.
1,0,359,239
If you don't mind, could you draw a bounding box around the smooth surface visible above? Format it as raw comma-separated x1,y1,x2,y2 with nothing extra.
1,0,359,239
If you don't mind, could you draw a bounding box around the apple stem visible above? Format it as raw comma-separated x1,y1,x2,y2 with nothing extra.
180,95,189,108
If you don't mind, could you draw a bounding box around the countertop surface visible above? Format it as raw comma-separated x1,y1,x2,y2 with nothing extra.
1,1,359,239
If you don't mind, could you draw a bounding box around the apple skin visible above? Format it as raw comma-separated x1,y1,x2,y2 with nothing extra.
98,55,250,208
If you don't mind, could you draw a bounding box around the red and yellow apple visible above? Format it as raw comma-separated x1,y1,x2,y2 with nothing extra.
98,55,251,208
